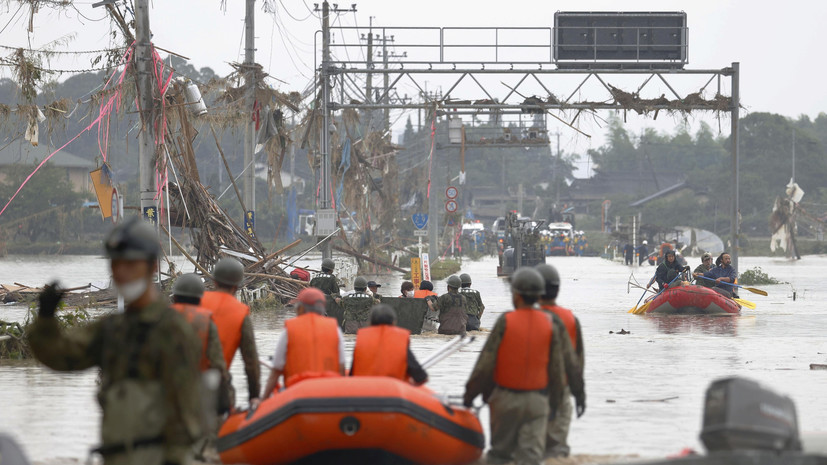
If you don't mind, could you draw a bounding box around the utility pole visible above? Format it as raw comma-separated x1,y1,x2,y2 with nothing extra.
730,62,740,270
135,0,157,228
383,36,390,133
243,0,256,237
551,130,561,205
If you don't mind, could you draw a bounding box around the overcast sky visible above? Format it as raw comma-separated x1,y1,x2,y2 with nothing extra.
2,0,823,177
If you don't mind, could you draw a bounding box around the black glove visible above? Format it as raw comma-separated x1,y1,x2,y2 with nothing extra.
575,393,586,418
463,393,474,408
38,281,65,318
683,266,692,272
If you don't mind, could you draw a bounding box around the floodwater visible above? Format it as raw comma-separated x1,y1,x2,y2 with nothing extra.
2,254,827,463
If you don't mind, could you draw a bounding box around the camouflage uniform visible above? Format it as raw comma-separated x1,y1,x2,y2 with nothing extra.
436,291,468,336
542,313,586,458
341,292,376,334
459,287,485,331
28,298,202,465
309,273,340,296
464,314,581,465
694,263,715,288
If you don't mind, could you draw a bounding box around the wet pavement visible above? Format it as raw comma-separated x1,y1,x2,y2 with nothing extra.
2,254,827,462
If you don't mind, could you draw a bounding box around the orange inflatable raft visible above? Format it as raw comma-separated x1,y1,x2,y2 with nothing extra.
216,376,484,465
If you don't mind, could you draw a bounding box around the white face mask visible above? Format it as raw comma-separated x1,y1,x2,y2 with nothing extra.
117,278,148,305
406,291,415,298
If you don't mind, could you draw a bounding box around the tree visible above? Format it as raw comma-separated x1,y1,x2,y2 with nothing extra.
0,163,82,242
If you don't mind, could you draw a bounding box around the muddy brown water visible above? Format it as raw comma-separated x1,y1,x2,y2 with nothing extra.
2,254,827,463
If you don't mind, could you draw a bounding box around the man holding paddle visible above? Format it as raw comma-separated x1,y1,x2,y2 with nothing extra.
703,253,739,298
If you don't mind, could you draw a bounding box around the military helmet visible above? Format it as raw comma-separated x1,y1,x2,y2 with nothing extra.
322,258,336,271
535,264,561,287
510,267,545,297
446,275,462,289
173,273,205,299
459,273,472,285
104,216,161,261
213,257,245,287
354,276,368,290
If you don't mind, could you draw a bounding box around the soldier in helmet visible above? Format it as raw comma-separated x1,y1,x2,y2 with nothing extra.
435,275,468,336
28,216,203,465
458,273,485,331
535,264,586,458
309,258,341,303
341,277,376,334
171,274,232,415
463,267,572,465
200,257,261,410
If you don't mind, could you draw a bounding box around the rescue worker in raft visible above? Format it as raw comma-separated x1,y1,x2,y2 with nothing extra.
350,304,428,385
436,275,468,336
309,258,341,303
341,276,377,334
200,257,261,410
262,288,345,396
171,274,232,416
535,264,587,459
463,267,575,465
414,280,439,332
28,217,203,465
399,281,415,298
703,252,739,298
651,249,689,291
367,280,383,300
459,273,485,331
692,252,716,288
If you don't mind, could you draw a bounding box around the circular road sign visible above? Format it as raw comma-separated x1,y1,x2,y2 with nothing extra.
445,186,458,199
445,199,458,213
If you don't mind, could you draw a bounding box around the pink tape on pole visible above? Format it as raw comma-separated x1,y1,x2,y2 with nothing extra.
0,43,136,219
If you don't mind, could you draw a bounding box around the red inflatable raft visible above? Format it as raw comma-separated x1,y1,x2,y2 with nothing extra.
645,284,741,315
216,376,484,465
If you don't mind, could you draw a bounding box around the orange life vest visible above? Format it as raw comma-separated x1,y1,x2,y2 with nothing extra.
541,304,578,351
200,290,249,368
494,308,554,391
413,290,437,299
285,312,341,387
171,302,212,371
351,325,409,380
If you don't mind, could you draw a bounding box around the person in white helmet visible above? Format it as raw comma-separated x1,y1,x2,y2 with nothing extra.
637,240,650,266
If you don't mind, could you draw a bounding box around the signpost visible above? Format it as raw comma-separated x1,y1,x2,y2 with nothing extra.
412,213,429,258
410,257,422,290
446,186,458,199
421,253,431,282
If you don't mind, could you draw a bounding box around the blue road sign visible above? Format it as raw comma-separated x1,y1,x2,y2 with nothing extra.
412,213,428,230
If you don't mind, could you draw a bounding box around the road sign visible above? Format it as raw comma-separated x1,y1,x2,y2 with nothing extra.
410,257,422,290
445,199,458,213
421,253,431,282
413,229,429,236
446,186,458,199
412,213,428,230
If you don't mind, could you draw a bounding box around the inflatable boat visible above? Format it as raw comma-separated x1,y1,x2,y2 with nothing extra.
216,376,484,465
645,284,741,315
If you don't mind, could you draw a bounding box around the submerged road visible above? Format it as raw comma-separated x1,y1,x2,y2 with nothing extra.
1,254,826,462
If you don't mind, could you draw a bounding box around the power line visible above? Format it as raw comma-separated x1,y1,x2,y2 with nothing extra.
0,44,126,55
277,0,314,21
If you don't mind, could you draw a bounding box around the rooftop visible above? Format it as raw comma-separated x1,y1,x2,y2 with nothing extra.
0,143,96,169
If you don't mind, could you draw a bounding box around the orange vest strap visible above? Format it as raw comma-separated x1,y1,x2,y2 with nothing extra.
351,325,409,380
494,308,553,391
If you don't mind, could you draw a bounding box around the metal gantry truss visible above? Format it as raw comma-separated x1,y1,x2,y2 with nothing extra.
317,20,742,266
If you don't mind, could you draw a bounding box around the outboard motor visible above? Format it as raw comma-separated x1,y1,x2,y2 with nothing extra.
701,377,801,453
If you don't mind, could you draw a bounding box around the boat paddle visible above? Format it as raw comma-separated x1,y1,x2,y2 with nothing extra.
733,298,757,309
627,287,650,314
634,274,683,315
695,275,768,296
